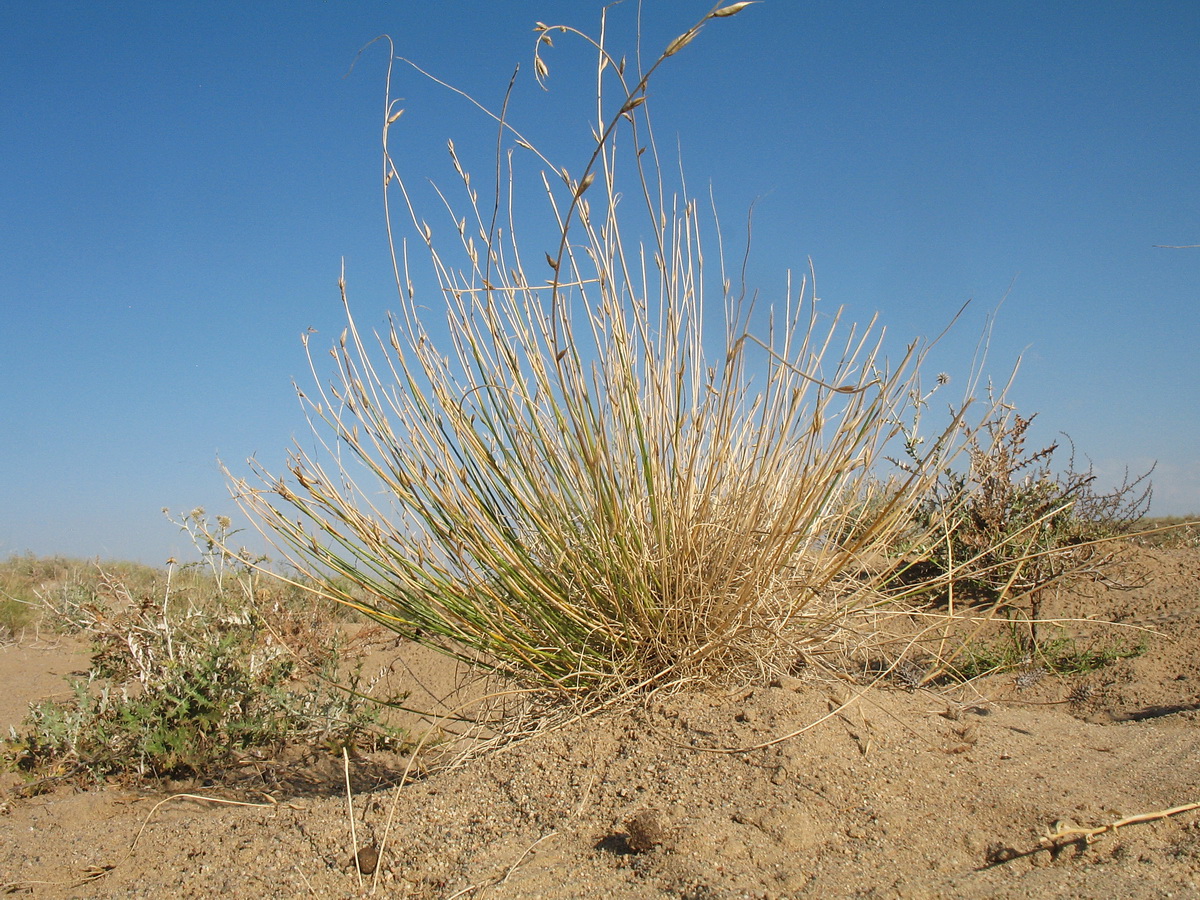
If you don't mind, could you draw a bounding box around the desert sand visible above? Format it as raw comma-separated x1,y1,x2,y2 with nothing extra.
2,541,1198,899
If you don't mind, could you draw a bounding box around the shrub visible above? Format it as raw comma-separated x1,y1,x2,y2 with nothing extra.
907,401,1152,630
4,552,407,783
227,6,1004,705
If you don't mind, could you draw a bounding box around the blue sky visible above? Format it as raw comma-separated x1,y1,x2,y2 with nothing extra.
2,1,1197,565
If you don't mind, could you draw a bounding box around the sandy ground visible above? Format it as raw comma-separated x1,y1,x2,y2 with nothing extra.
0,634,90,738
1,542,1198,899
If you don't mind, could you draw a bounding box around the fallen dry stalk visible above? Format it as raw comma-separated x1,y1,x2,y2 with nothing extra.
1042,801,1200,846
344,746,364,890
986,800,1200,867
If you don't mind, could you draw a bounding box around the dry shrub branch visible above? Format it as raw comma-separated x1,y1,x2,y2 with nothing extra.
905,399,1152,632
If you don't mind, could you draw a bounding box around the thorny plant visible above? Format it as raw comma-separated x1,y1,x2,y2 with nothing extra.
4,528,408,784
898,396,1152,643
223,4,1037,710
166,507,266,598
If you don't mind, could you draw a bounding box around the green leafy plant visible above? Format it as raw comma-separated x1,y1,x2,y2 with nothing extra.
951,623,1145,682
4,553,407,783
226,5,1003,707
0,596,32,640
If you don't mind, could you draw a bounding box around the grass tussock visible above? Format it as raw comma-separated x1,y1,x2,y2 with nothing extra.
226,5,991,704
222,6,1159,716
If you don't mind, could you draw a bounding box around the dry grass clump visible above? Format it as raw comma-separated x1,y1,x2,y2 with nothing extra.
227,6,1015,708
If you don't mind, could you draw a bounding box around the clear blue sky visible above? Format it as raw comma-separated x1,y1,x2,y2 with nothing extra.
3,1,1197,565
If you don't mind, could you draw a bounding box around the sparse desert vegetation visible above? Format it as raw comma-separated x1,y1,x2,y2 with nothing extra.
2,528,1199,897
